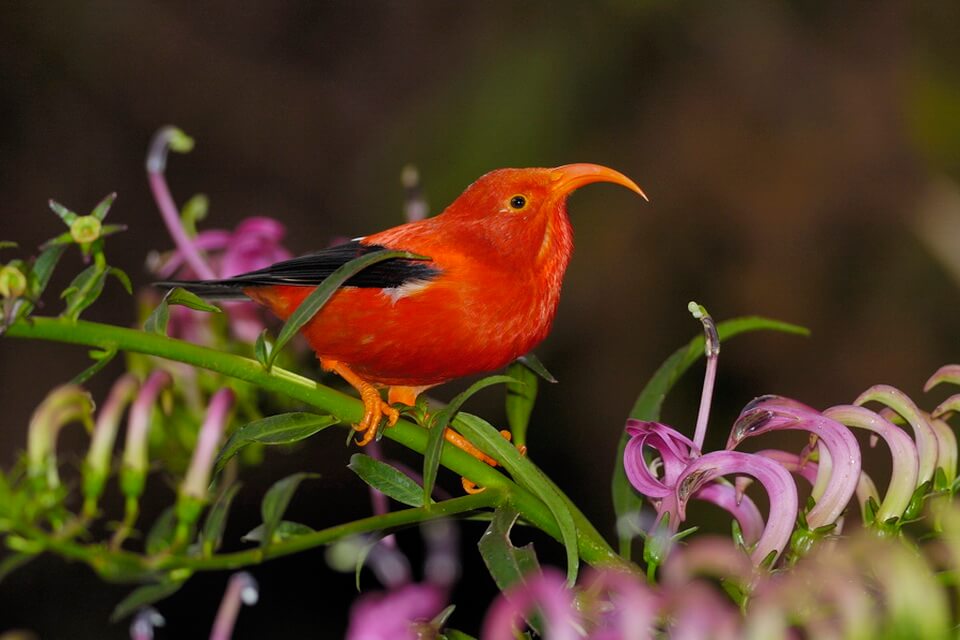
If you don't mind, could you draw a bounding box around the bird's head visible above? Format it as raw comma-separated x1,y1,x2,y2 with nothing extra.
440,163,647,267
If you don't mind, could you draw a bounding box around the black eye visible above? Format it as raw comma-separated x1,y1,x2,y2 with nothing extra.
509,195,527,210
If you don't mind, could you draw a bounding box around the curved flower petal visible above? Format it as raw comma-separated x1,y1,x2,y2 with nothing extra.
693,482,765,546
624,421,697,499
924,364,960,392
854,385,938,484
731,396,860,528
823,405,919,521
676,451,798,565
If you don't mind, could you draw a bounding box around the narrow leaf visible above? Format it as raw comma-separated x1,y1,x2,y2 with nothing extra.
423,375,517,504
611,315,809,559
349,453,424,507
454,412,580,585
71,345,118,385
517,353,558,383
478,506,543,636
166,287,221,313
242,520,315,544
107,267,132,295
91,192,117,221
201,482,242,556
266,249,430,369
0,241,17,251
48,199,78,225
260,472,320,549
506,361,538,448
146,506,177,555
254,329,272,369
61,264,108,320
110,580,185,623
214,413,338,474
145,287,222,336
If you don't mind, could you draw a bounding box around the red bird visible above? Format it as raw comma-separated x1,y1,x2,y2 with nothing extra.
162,164,646,446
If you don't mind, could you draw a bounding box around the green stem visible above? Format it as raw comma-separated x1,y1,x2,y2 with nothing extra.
6,316,625,569
162,491,504,571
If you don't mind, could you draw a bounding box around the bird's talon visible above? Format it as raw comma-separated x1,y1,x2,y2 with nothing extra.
462,477,485,494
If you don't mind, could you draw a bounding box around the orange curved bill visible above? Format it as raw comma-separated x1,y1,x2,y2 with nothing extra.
550,163,648,201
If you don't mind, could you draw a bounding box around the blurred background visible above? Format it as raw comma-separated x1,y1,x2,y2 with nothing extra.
2,1,960,637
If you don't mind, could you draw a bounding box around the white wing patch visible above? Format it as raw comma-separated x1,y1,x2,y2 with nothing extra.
380,278,433,304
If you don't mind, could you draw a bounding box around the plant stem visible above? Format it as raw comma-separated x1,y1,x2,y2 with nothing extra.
6,316,626,569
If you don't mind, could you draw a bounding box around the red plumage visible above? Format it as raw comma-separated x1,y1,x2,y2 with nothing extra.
172,164,646,442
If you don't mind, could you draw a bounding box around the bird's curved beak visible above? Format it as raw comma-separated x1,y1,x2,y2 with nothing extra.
549,163,648,201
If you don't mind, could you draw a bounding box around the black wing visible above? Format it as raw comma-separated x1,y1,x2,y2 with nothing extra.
154,239,440,299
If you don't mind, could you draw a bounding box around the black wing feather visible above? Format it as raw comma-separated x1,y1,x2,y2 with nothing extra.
154,240,439,299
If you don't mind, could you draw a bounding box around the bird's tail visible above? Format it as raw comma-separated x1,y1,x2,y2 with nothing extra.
153,278,252,300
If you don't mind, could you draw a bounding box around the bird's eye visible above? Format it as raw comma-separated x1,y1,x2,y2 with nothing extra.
509,195,527,210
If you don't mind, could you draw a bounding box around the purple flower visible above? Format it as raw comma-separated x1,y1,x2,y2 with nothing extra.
622,303,798,566
481,569,581,640
730,396,861,529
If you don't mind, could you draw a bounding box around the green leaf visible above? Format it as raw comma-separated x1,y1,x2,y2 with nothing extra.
200,482,242,556
146,506,178,555
611,315,809,559
214,413,338,475
506,361,538,449
349,453,424,508
91,192,117,221
266,249,430,369
478,506,542,589
108,267,132,295
71,345,118,385
29,245,66,299
241,520,315,544
143,296,170,335
254,329,273,368
48,199,78,225
110,580,186,622
259,472,320,549
423,375,517,505
516,353,558,383
454,412,580,585
167,287,221,313
145,287,222,335
442,630,478,640
0,241,17,251
478,506,543,636
61,264,108,321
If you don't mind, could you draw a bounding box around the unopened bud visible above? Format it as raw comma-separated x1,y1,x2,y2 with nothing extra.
0,264,27,298
70,216,102,244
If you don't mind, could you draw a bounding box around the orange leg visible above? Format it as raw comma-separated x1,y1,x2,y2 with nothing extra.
321,358,398,446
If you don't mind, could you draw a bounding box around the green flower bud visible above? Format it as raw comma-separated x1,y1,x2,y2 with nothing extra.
70,215,102,244
0,264,27,299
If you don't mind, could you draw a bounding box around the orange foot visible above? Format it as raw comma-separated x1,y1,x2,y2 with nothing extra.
443,428,527,494
322,358,398,446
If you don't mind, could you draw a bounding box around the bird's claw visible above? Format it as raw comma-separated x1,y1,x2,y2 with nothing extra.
455,429,526,493
353,392,399,446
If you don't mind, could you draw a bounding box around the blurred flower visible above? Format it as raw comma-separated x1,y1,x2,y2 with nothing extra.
146,127,292,343
345,520,458,640
26,384,95,490
209,572,258,640
82,374,139,516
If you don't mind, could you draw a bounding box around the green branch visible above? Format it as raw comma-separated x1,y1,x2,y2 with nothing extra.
5,316,626,570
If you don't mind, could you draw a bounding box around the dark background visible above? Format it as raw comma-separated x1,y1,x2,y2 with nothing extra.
3,1,960,638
